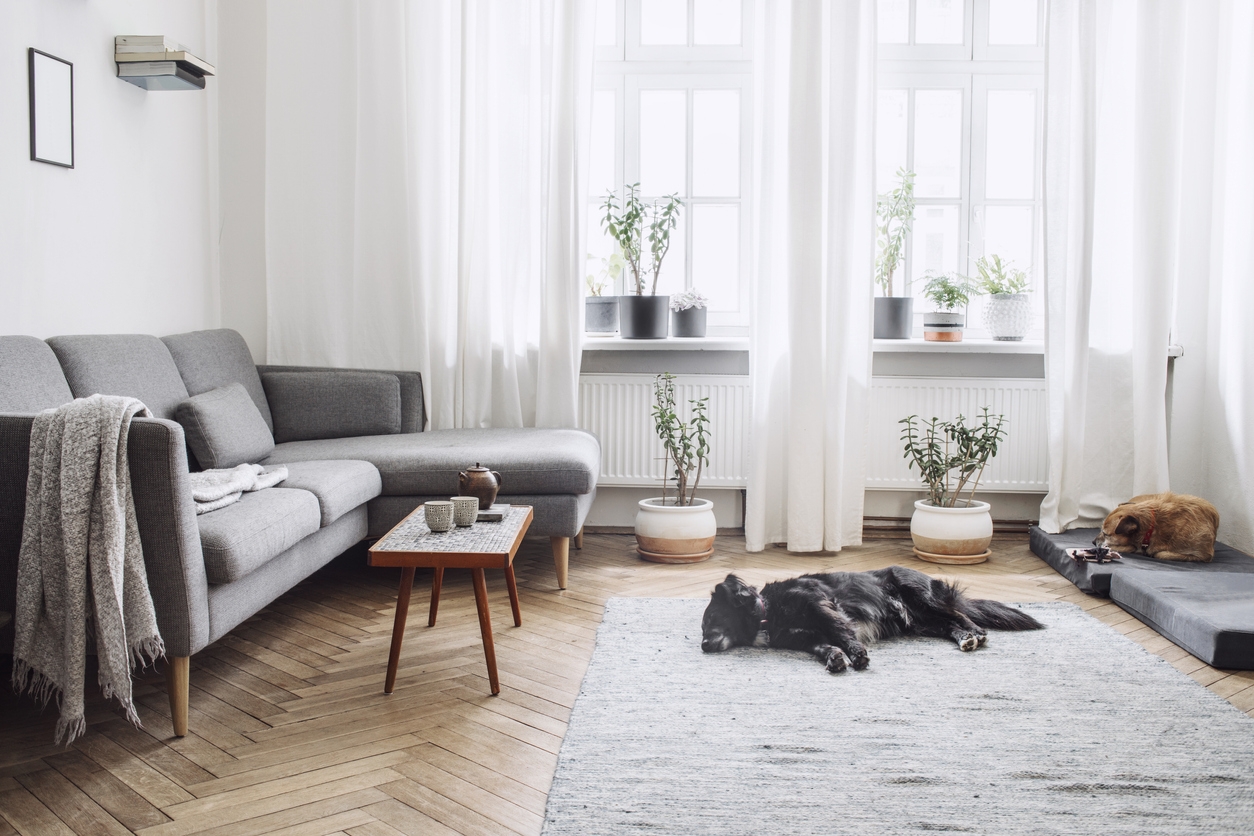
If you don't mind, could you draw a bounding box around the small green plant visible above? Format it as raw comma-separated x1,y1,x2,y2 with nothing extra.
899,408,1008,507
601,184,684,296
875,168,916,297
922,272,976,311
652,373,711,506
973,254,1029,295
585,246,625,297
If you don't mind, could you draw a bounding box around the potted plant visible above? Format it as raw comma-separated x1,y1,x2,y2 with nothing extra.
602,183,683,339
585,248,624,336
635,373,716,563
921,272,975,342
874,168,916,339
899,408,1008,564
974,254,1032,341
670,289,708,338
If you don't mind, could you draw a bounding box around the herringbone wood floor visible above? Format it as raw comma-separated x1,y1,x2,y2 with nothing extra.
3,532,1253,835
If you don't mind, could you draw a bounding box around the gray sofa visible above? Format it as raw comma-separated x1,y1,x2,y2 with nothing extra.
0,328,599,735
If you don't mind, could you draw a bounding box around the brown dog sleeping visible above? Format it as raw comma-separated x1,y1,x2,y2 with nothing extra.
1095,492,1220,562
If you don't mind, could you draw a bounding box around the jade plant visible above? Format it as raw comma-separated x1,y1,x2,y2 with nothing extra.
652,373,711,506
875,168,916,297
899,407,1008,507
601,183,684,296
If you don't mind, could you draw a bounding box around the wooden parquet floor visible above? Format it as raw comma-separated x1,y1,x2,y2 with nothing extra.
3,532,1253,835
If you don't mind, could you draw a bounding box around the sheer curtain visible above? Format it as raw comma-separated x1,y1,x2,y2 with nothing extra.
1041,0,1254,548
745,0,877,553
263,0,594,429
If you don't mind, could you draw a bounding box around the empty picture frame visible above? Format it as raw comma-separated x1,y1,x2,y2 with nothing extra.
28,48,74,168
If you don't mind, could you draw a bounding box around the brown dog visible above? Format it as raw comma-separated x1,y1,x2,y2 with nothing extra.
1095,492,1220,562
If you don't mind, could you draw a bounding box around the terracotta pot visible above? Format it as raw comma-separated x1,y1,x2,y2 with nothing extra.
910,499,992,564
635,497,716,563
458,463,502,510
923,310,965,342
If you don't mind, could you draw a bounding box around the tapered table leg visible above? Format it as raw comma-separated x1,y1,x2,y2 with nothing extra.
428,567,444,627
385,567,416,694
471,568,500,695
505,564,522,627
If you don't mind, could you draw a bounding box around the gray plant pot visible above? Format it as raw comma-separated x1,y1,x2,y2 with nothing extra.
874,297,913,339
671,307,707,338
618,295,670,339
585,296,619,334
923,310,965,342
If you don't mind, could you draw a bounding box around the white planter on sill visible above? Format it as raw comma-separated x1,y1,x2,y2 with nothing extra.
635,497,716,563
910,499,993,564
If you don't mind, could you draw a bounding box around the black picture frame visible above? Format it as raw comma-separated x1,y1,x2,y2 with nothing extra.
28,47,75,168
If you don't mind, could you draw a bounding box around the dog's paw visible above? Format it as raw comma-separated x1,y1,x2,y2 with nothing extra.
975,633,989,648
958,633,980,652
823,647,850,673
849,646,870,671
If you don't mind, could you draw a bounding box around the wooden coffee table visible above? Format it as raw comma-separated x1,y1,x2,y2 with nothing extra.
369,504,533,696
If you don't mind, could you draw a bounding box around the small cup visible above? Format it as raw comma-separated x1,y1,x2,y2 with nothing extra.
424,500,454,532
451,496,479,527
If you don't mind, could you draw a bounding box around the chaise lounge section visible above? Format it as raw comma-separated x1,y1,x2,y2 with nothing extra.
0,328,599,736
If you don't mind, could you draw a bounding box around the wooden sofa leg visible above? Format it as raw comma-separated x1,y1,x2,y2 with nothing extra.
550,536,570,590
166,656,189,738
574,527,584,550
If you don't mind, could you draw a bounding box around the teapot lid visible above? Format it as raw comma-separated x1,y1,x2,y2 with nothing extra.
466,462,489,471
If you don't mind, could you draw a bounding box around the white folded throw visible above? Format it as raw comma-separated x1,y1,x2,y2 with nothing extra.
188,463,288,514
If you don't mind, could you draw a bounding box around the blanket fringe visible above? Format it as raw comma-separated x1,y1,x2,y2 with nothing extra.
54,715,87,747
11,659,62,709
131,636,167,670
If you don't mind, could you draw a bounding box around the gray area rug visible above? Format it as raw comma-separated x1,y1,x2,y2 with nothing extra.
543,599,1254,835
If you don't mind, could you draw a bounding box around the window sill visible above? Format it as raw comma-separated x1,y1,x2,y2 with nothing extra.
582,336,749,351
873,338,1044,355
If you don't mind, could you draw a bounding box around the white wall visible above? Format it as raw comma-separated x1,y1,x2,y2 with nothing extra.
0,0,218,339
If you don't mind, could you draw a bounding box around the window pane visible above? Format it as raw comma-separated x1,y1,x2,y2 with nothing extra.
693,90,739,197
913,90,963,198
876,89,908,193
639,90,687,196
988,0,1038,45
590,90,616,201
985,90,1036,199
692,205,739,311
586,202,619,291
595,0,617,46
694,0,741,45
916,0,964,44
653,221,687,298
981,205,1034,280
641,0,687,45
877,0,908,44
910,204,961,290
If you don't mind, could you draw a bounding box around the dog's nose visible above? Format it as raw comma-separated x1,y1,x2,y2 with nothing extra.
1092,536,1098,546
700,639,712,653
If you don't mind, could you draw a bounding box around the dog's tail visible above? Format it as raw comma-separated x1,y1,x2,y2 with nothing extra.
964,598,1044,631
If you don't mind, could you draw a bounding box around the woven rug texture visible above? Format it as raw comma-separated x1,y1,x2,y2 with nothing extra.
543,598,1254,835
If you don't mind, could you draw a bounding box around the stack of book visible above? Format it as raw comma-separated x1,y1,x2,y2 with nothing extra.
115,35,215,90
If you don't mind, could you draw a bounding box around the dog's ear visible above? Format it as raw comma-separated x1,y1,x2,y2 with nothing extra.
1116,515,1140,537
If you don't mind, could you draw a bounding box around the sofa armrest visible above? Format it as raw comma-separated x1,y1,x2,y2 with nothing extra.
259,365,425,434
127,417,210,657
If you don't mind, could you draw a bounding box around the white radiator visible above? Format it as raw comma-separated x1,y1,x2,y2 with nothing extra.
578,374,751,488
866,377,1048,493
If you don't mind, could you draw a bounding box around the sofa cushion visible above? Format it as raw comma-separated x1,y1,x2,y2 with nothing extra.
163,328,274,433
265,427,601,496
47,334,189,421
0,336,73,413
261,370,402,443
176,383,275,470
281,460,381,527
1110,571,1254,670
198,488,321,584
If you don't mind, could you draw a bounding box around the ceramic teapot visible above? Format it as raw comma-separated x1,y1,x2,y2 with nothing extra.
458,463,502,510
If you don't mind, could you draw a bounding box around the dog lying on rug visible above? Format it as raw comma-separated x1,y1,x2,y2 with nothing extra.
700,566,1043,673
1095,492,1219,563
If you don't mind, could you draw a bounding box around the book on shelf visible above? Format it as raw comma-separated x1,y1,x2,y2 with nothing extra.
115,35,182,51
116,62,207,90
115,51,214,75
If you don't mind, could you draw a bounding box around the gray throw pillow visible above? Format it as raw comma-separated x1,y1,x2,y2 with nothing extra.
175,382,275,469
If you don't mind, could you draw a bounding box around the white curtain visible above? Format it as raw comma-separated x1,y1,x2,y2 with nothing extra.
263,0,594,429
1041,0,1254,548
745,0,877,553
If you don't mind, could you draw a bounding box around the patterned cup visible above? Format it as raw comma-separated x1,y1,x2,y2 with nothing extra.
424,500,454,532
451,496,479,527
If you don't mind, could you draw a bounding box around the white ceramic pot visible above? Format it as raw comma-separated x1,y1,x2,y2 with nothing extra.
922,310,965,342
635,497,716,563
910,499,993,564
983,293,1031,341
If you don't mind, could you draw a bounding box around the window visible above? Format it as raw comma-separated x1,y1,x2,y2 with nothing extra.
876,0,1045,339
590,0,753,333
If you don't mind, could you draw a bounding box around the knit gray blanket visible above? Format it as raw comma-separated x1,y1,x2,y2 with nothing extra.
12,395,165,745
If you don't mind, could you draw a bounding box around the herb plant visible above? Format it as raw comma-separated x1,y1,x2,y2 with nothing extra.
899,408,1008,507
652,373,711,507
974,254,1029,295
875,168,916,297
585,246,625,297
922,272,976,311
601,184,684,296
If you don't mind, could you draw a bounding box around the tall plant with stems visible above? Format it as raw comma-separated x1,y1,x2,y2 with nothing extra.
601,184,684,296
651,373,711,507
875,168,916,297
899,407,1008,507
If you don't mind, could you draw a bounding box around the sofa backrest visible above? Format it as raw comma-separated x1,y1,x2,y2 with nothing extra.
47,334,190,421
162,329,274,433
0,336,73,413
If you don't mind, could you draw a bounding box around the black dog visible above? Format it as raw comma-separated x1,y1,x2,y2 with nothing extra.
701,566,1044,672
